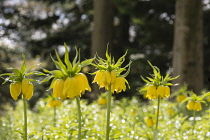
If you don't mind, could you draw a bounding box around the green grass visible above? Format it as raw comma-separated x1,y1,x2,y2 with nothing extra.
1,97,210,140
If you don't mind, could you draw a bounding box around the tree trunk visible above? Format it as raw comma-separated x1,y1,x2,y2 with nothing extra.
90,0,114,98
91,0,113,58
172,0,203,93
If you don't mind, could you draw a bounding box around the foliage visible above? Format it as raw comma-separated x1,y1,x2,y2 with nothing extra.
1,96,210,139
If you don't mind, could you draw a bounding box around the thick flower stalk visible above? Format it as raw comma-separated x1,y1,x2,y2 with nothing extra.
92,48,131,140
140,61,179,138
0,54,42,140
41,43,93,140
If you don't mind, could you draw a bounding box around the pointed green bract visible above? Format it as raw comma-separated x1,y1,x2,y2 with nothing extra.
41,43,93,83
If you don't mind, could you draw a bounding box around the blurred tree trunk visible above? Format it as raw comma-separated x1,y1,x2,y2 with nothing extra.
90,0,114,98
172,0,203,93
91,0,113,58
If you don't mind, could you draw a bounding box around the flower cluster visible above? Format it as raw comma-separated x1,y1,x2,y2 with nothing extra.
183,92,207,111
140,61,179,100
10,79,34,100
53,73,91,99
186,101,202,111
42,43,93,99
0,54,41,100
47,99,62,108
93,70,127,93
92,49,131,93
146,85,170,100
144,116,156,127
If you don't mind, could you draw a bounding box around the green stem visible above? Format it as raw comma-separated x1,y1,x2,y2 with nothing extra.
23,95,27,140
154,97,160,139
76,97,82,140
106,85,112,140
156,97,160,129
54,106,56,127
192,111,196,138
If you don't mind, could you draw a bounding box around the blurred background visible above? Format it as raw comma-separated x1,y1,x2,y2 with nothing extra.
0,0,210,108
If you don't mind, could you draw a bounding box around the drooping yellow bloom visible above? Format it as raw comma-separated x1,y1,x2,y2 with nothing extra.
176,95,187,103
21,79,34,100
145,85,170,100
53,73,91,99
75,73,91,93
156,85,165,98
187,101,194,110
112,77,127,93
146,85,157,100
144,117,156,127
93,70,114,90
47,99,62,108
187,101,202,111
53,79,65,99
10,82,21,100
193,102,202,111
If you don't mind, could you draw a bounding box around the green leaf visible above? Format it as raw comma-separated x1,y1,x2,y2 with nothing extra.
121,61,132,77
50,70,65,78
64,43,72,69
141,75,149,83
50,54,67,75
26,63,41,73
80,58,94,67
72,47,80,65
42,68,50,73
0,73,16,77
20,53,27,74
40,75,54,84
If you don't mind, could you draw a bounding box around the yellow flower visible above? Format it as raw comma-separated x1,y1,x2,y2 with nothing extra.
10,82,21,100
157,86,170,98
176,95,187,103
75,73,91,93
146,85,157,100
145,85,170,100
164,86,170,98
53,74,91,99
48,100,62,108
93,70,117,90
53,79,65,99
21,79,34,100
98,97,108,105
144,117,156,127
112,77,127,93
187,101,202,111
193,102,202,111
187,101,194,110
168,108,175,116
157,85,165,98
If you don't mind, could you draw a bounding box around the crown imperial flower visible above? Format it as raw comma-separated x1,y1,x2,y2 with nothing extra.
0,54,41,100
42,43,93,99
92,48,131,93
140,61,179,100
